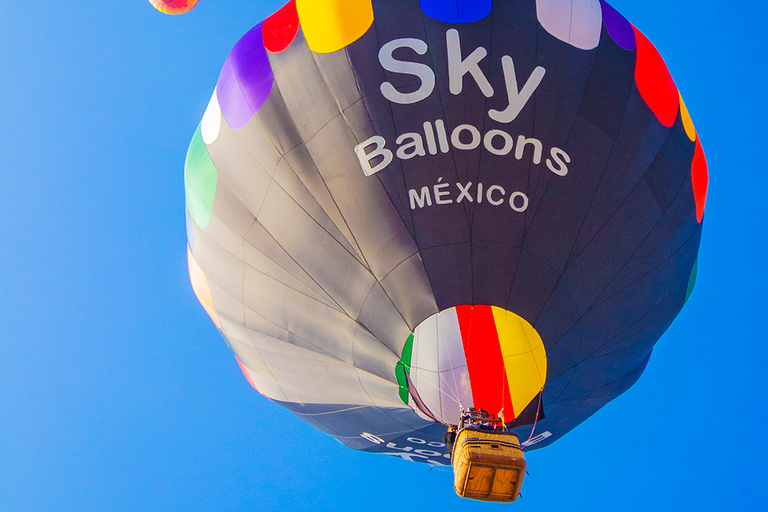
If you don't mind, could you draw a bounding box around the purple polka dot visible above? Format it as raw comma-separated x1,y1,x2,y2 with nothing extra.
600,0,635,51
216,23,274,130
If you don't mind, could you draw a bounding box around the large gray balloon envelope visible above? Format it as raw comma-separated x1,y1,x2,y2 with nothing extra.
184,0,708,464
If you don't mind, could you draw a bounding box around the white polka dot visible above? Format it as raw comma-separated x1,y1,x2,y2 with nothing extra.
201,89,222,144
536,0,602,51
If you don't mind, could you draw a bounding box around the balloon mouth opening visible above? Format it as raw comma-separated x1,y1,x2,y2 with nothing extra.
397,305,547,427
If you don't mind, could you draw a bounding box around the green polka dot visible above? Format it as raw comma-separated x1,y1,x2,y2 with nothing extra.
396,332,414,405
685,259,698,303
184,125,217,230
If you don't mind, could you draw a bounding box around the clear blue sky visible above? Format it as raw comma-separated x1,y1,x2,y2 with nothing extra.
0,1,765,510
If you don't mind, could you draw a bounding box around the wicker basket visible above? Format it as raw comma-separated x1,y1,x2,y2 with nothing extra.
452,429,526,502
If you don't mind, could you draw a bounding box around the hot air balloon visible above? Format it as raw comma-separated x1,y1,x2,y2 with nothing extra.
184,0,708,501
150,0,198,15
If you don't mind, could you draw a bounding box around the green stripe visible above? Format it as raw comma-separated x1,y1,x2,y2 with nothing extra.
685,259,698,303
184,124,217,230
396,332,414,405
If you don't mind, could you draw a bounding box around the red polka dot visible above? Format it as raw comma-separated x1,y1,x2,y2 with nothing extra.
263,0,300,53
691,138,708,223
633,26,679,127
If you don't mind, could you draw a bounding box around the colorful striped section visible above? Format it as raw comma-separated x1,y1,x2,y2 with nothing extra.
295,0,373,54
633,26,679,127
492,308,547,417
184,125,217,230
457,305,514,418
216,23,274,130
405,306,546,425
263,0,300,53
419,0,492,23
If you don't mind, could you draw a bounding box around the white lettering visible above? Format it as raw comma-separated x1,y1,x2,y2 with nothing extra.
386,442,413,452
361,432,384,444
409,187,432,209
423,121,438,155
434,119,450,153
483,129,514,156
415,449,443,457
487,185,505,205
547,147,571,176
433,180,452,204
515,135,543,164
395,132,426,160
355,136,393,176
509,191,529,212
446,29,494,98
451,124,481,150
379,38,435,105
489,56,546,123
456,182,473,203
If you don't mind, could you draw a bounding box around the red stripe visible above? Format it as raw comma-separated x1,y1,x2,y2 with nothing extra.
456,305,515,419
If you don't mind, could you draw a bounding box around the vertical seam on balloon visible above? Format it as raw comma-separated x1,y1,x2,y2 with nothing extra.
360,278,408,355
546,213,698,359
468,7,498,304
589,204,698,311
220,92,374,281
257,29,371,268
566,121,680,269
369,11,443,307
350,13,415,239
507,98,599,315
241,220,344,311
238,341,288,399
296,45,377,269
352,326,380,408
559,71,648,269
245,298,396,369
507,1,546,312
242,252,346,312
553,348,653,405
240,212,350,315
438,311,463,409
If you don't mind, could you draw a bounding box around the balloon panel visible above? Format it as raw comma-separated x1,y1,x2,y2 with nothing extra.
185,0,707,462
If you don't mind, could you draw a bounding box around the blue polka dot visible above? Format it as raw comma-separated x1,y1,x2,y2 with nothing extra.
420,0,491,23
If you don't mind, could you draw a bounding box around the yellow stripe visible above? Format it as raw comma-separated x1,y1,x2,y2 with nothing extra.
296,0,374,54
187,246,221,328
492,307,547,416
679,93,696,142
